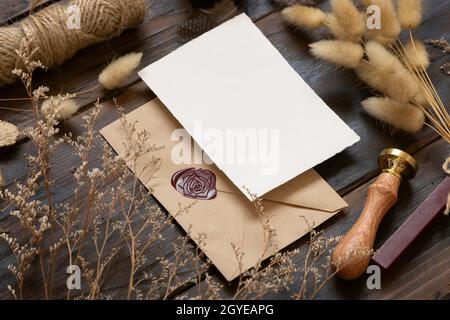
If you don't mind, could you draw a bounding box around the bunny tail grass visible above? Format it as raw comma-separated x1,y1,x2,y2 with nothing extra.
309,40,364,69
99,52,143,90
356,41,420,102
330,0,366,42
42,96,80,121
398,0,423,30
362,96,425,133
365,0,401,45
282,5,326,29
403,38,430,70
325,14,347,40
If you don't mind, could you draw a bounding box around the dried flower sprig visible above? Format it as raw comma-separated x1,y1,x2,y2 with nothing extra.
425,38,450,54
282,5,326,29
99,52,143,90
41,95,79,120
425,37,450,76
441,62,450,75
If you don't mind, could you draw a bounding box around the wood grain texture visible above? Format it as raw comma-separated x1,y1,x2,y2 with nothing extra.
0,0,59,25
0,0,449,300
332,173,401,280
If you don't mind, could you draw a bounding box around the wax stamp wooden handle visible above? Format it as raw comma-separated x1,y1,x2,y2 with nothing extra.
332,148,418,280
332,173,400,280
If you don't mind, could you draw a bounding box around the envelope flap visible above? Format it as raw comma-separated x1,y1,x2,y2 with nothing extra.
261,169,348,212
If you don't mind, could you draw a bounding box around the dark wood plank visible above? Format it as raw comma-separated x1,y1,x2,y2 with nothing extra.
180,138,450,299
0,0,59,25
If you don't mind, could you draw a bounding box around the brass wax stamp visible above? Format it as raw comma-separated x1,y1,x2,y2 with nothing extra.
331,148,418,280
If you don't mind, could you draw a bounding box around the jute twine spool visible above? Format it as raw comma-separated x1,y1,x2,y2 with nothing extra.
0,0,146,86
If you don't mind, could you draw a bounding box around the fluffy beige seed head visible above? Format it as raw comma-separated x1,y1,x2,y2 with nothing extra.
309,40,364,69
398,0,422,29
356,41,420,102
330,0,366,42
325,14,347,40
365,0,401,44
282,5,326,29
42,96,80,121
99,52,143,90
361,96,425,133
413,91,430,107
404,38,429,70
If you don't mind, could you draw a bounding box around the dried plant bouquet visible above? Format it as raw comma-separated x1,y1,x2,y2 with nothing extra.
282,0,450,211
282,0,440,134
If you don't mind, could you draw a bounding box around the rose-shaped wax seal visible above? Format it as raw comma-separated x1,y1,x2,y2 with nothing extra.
171,168,217,200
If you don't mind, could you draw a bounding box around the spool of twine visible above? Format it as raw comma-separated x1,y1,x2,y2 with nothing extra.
0,0,146,86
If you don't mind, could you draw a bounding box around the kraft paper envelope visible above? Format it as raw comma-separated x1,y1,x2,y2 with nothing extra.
138,13,360,200
101,99,348,281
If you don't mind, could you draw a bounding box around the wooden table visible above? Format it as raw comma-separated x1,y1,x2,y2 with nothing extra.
0,0,449,300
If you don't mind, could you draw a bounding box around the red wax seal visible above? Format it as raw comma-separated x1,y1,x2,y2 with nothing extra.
171,168,217,200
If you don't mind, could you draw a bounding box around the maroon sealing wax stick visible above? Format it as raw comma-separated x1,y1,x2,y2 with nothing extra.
372,176,450,270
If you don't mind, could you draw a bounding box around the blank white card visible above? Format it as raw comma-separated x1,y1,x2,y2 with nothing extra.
139,14,360,200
